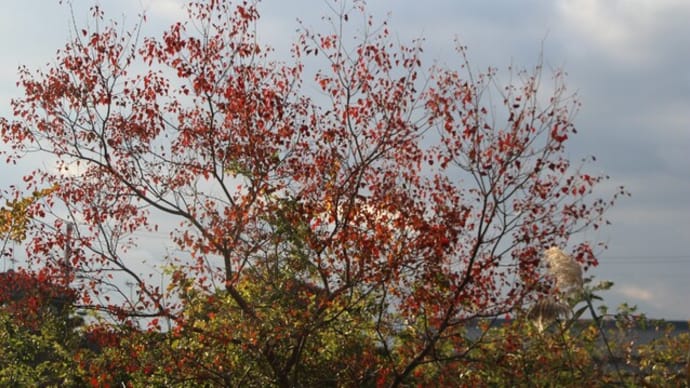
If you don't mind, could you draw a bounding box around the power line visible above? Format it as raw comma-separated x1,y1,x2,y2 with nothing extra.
601,255,690,260
599,260,690,265
597,255,690,265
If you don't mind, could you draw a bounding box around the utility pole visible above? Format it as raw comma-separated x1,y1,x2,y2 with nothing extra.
63,222,74,284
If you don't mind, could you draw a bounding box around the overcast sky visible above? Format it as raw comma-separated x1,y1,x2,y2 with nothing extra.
1,0,688,319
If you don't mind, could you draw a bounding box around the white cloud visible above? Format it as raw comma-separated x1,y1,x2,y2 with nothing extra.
142,0,186,22
606,279,689,319
556,0,690,66
615,285,654,302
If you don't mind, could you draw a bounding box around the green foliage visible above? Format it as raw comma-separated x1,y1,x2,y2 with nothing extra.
168,277,378,386
634,323,690,386
0,299,86,386
2,270,688,387
446,285,690,387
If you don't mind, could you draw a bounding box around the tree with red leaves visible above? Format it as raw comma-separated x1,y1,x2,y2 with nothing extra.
0,1,623,385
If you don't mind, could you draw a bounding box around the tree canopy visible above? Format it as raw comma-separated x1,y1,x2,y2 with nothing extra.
0,1,641,386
